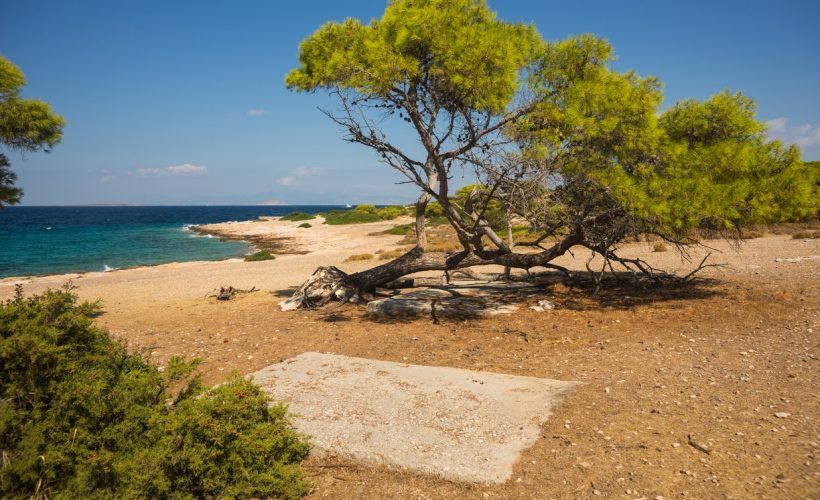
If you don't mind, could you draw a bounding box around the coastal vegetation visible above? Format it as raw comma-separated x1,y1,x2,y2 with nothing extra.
321,204,407,225
298,222,312,228
280,212,316,222
245,250,276,261
0,56,64,207
284,0,817,307
0,286,310,498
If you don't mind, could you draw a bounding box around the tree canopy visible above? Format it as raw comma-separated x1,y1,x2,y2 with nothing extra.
285,0,816,304
0,56,65,207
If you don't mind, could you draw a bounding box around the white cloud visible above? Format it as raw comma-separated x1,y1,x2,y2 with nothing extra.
99,170,115,183
276,175,296,186
293,166,320,176
766,117,820,150
134,163,208,176
166,164,208,175
276,166,321,187
247,108,268,116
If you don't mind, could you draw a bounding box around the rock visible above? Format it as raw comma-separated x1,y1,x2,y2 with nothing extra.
367,286,520,319
774,255,820,263
774,412,790,418
530,299,555,312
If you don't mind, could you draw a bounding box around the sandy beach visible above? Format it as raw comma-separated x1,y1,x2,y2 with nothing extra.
1,218,818,498
2,216,815,309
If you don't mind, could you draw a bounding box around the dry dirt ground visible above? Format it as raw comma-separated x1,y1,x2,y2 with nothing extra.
1,230,818,498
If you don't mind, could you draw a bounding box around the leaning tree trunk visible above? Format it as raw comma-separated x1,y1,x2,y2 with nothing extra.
280,233,581,310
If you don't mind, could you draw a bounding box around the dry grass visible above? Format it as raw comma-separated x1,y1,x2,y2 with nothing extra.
739,228,766,239
652,241,669,253
792,230,820,239
427,239,463,253
344,253,374,262
378,248,410,260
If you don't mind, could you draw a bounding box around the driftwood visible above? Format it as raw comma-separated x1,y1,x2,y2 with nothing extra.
208,286,258,301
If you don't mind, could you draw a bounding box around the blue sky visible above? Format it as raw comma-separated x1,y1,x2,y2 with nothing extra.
2,0,818,206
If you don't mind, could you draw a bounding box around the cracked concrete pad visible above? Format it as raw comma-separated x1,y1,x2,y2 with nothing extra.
251,352,575,483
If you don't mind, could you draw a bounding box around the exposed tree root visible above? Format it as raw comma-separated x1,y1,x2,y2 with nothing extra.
280,266,366,310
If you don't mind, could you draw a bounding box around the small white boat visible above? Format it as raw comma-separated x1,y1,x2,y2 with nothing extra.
345,204,353,208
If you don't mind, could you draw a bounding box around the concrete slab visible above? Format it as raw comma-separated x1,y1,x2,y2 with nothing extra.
251,352,575,483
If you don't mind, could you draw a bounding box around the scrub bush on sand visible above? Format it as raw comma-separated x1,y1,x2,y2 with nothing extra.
0,285,310,499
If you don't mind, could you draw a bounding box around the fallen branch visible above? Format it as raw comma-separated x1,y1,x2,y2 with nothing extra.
687,434,711,454
681,252,727,282
208,286,258,301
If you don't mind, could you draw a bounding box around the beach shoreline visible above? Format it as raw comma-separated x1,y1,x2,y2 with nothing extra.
1,221,817,498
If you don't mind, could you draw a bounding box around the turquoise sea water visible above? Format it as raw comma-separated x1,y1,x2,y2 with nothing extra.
0,206,340,278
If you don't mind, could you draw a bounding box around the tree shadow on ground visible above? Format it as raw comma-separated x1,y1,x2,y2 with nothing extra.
271,287,298,298
552,273,724,311
363,271,724,323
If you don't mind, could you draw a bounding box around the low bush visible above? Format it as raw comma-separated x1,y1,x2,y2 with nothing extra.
378,248,410,260
245,250,275,261
321,205,382,225
652,241,669,252
792,230,820,239
740,227,765,239
383,223,414,235
0,286,310,499
298,222,312,228
427,239,462,253
280,212,315,222
344,253,374,262
375,206,405,220
353,204,378,214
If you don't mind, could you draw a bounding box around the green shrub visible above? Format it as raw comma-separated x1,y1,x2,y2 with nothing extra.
383,223,414,235
321,208,382,225
298,222,312,228
244,250,275,261
0,287,310,499
280,212,315,222
376,205,405,220
353,204,378,214
425,201,444,218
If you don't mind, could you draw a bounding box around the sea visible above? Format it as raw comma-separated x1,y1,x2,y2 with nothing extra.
0,206,342,279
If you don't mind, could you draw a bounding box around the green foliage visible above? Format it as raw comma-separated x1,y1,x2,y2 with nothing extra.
353,204,378,214
322,205,407,225
280,212,316,221
0,154,21,206
298,222,312,228
652,93,816,228
0,56,65,207
286,0,541,113
244,250,276,261
453,184,508,231
514,35,817,242
0,287,310,499
383,223,415,235
288,0,815,256
376,205,405,220
322,208,382,225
